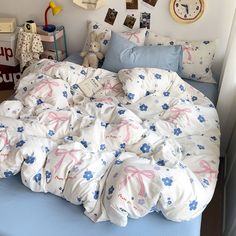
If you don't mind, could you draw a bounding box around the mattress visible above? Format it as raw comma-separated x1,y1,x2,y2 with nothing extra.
0,174,201,236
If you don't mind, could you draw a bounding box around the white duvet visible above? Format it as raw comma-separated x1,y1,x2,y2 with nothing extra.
0,59,220,226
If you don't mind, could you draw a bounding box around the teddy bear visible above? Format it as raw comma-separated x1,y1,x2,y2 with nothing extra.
80,31,106,68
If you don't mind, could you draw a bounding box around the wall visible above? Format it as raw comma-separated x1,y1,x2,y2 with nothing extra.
0,0,235,79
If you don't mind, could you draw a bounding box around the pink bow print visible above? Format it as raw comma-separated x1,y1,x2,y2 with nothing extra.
0,130,10,149
108,120,139,143
95,97,114,104
168,107,192,125
182,46,194,63
32,79,59,97
48,112,69,131
54,148,80,174
194,160,218,182
119,165,155,197
103,81,122,95
124,30,141,43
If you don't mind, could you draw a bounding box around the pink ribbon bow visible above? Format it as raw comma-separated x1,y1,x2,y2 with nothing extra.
103,81,122,95
194,160,218,182
54,148,80,174
0,130,10,148
168,107,192,125
48,112,69,131
109,120,139,143
32,79,59,97
95,97,114,104
119,165,155,197
182,46,193,63
124,30,141,43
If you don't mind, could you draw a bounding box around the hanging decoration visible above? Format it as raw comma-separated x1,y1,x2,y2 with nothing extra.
73,0,106,10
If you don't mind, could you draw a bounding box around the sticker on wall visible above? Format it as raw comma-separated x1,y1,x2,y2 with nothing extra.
104,8,118,25
126,0,138,9
123,15,136,29
73,0,107,10
142,0,158,7
140,12,151,29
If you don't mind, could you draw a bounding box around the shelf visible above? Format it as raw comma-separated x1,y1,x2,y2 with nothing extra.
37,26,64,42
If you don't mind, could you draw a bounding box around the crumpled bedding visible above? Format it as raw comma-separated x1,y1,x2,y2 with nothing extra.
0,59,220,227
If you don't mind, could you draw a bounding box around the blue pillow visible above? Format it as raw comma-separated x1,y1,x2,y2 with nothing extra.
102,31,183,73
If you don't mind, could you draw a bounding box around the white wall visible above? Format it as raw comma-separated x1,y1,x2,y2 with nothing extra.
0,0,235,79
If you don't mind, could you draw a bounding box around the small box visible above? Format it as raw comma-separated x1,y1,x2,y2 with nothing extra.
0,18,16,33
0,64,21,90
0,30,19,66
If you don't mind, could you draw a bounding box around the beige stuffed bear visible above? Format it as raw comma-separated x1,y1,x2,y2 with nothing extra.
80,31,105,68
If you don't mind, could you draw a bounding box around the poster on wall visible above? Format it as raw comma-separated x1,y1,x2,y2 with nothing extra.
126,0,138,9
123,15,137,29
140,12,151,29
104,8,118,25
142,0,158,7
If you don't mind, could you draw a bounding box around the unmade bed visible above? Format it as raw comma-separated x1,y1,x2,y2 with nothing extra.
0,57,219,236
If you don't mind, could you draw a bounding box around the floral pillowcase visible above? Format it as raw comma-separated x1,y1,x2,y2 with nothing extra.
83,20,147,55
145,31,217,83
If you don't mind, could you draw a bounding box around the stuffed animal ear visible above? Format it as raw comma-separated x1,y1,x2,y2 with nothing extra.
96,32,106,42
90,31,97,42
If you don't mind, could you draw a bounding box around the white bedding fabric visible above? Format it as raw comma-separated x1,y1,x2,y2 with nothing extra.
0,59,220,226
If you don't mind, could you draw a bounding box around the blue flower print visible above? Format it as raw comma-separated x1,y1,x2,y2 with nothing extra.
72,84,79,90
80,70,86,75
154,73,162,80
114,150,121,157
63,91,68,98
94,190,99,200
211,136,217,141
23,87,27,92
150,125,156,131
65,136,73,141
192,96,198,101
203,41,210,45
17,127,24,133
45,147,50,153
118,110,126,115
103,39,109,45
139,104,148,111
48,130,55,137
0,123,5,128
96,103,103,108
16,140,25,148
191,74,196,78
197,144,205,150
120,143,126,149
179,85,185,91
205,68,209,73
140,143,151,153
189,200,198,211
83,171,93,181
163,91,170,97
174,128,182,136
198,115,206,123
80,140,88,148
162,177,173,186
95,76,100,80
37,99,43,105
101,122,109,128
46,170,51,180
93,24,98,29
115,159,123,165
34,173,41,183
167,197,172,205
157,160,165,166
202,178,209,187
127,93,135,100
100,144,106,151
138,74,145,80
162,103,169,110
108,186,115,195
25,153,36,164
145,91,151,96
4,171,14,178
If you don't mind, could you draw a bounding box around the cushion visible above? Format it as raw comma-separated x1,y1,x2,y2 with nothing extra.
83,20,147,55
145,31,216,83
102,31,183,73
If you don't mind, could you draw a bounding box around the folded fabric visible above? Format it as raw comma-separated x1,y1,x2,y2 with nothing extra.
145,31,216,83
82,20,147,55
102,31,183,73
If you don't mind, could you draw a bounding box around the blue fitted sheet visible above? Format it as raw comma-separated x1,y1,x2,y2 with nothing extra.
65,52,218,105
0,175,201,236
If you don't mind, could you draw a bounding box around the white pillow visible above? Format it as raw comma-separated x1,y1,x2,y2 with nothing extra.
83,20,147,55
145,31,216,83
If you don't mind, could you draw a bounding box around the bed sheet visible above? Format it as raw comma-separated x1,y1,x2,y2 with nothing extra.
65,52,218,105
0,174,201,236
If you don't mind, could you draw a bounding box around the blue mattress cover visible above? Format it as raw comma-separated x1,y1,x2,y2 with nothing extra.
0,175,201,236
65,52,218,105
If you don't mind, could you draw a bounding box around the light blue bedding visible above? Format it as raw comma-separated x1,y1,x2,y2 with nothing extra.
0,175,201,236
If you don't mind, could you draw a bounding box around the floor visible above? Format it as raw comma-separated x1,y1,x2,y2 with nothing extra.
0,90,224,236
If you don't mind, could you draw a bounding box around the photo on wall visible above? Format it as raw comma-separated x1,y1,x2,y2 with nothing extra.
140,12,151,29
123,15,137,29
143,0,158,7
104,8,118,25
126,0,138,9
